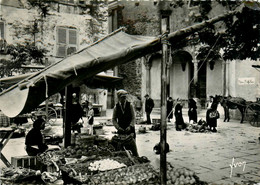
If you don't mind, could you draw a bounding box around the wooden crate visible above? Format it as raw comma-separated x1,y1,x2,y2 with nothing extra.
152,118,161,124
11,155,40,170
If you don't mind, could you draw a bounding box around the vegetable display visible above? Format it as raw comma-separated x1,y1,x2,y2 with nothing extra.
88,159,126,171
166,163,207,185
0,167,41,183
89,163,159,185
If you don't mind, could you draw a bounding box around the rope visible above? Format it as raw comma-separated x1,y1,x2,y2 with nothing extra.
44,75,48,98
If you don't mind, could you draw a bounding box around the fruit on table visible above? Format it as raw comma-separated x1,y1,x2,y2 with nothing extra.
166,163,201,185
89,163,158,184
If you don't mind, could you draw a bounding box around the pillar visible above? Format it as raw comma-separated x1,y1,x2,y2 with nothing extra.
144,56,152,95
193,60,199,98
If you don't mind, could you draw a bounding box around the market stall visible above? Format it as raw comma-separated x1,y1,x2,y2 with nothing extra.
0,10,238,184
0,133,206,185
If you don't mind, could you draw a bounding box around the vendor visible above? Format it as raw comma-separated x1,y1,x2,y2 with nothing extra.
25,117,48,156
112,89,139,156
87,102,94,135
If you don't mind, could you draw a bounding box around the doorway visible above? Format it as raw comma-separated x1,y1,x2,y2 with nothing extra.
197,61,207,108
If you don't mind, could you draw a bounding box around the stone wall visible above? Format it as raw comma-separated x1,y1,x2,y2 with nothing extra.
1,0,108,61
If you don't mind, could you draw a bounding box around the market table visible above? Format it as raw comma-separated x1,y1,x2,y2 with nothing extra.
0,127,15,167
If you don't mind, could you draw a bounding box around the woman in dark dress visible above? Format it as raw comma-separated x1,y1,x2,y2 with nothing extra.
71,93,84,133
174,103,185,131
206,103,220,132
188,98,198,123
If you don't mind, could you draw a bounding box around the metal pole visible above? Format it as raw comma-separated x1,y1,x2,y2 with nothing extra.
160,32,168,185
64,85,72,147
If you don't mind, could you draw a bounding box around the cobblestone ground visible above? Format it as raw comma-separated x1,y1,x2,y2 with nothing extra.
1,109,260,185
135,113,260,185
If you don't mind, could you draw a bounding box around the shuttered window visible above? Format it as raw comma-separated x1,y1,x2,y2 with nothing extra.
0,21,5,39
56,27,78,57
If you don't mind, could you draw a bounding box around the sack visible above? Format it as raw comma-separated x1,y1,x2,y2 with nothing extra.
209,110,219,119
153,143,169,155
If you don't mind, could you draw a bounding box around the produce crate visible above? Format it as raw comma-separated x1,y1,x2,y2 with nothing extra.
11,155,41,170
94,136,108,147
152,118,161,124
75,134,95,146
93,128,104,135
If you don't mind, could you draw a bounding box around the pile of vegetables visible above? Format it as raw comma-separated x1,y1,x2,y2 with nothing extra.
41,171,60,183
89,163,159,185
166,163,206,185
37,150,63,166
185,121,210,133
0,167,41,183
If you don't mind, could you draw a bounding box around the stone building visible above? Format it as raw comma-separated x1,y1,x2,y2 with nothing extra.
108,1,260,112
0,0,119,115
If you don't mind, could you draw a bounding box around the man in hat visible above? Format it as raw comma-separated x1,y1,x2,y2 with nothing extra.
112,89,138,156
144,94,154,124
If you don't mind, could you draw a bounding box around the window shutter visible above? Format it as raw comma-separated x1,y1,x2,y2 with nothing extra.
57,45,66,57
58,27,67,44
0,22,4,39
69,29,77,45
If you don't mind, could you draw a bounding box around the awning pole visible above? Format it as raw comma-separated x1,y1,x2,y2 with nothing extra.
160,32,168,185
45,99,49,123
64,85,72,147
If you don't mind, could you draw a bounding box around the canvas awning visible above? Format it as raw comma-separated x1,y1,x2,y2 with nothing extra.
0,10,238,118
0,72,122,88
0,30,159,117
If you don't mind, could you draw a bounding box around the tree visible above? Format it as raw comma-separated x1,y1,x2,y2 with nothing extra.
0,42,47,78
180,1,260,62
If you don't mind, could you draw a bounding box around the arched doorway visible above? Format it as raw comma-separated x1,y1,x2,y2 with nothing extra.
197,61,207,108
170,50,193,100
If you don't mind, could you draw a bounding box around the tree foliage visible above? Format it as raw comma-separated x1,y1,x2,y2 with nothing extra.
0,42,47,77
191,2,260,62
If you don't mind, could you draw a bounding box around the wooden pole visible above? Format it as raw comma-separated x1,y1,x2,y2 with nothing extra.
160,32,168,185
45,98,49,123
64,85,72,147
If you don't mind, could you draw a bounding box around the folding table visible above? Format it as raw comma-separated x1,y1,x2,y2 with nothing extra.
0,127,15,167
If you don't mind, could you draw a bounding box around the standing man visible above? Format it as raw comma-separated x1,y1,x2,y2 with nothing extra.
144,94,154,124
112,89,138,156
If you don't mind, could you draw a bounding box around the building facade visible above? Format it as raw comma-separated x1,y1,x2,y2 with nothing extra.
0,0,117,115
109,1,260,111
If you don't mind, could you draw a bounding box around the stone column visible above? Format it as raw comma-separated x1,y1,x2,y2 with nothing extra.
144,55,152,95
193,60,199,98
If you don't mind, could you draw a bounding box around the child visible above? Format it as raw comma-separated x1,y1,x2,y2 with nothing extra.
87,103,94,135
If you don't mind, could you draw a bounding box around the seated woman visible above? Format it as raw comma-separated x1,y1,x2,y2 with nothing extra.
25,117,48,156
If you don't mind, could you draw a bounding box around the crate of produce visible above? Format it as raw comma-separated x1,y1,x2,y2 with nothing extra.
94,136,108,147
11,155,41,170
0,166,43,184
75,134,95,145
152,118,161,124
